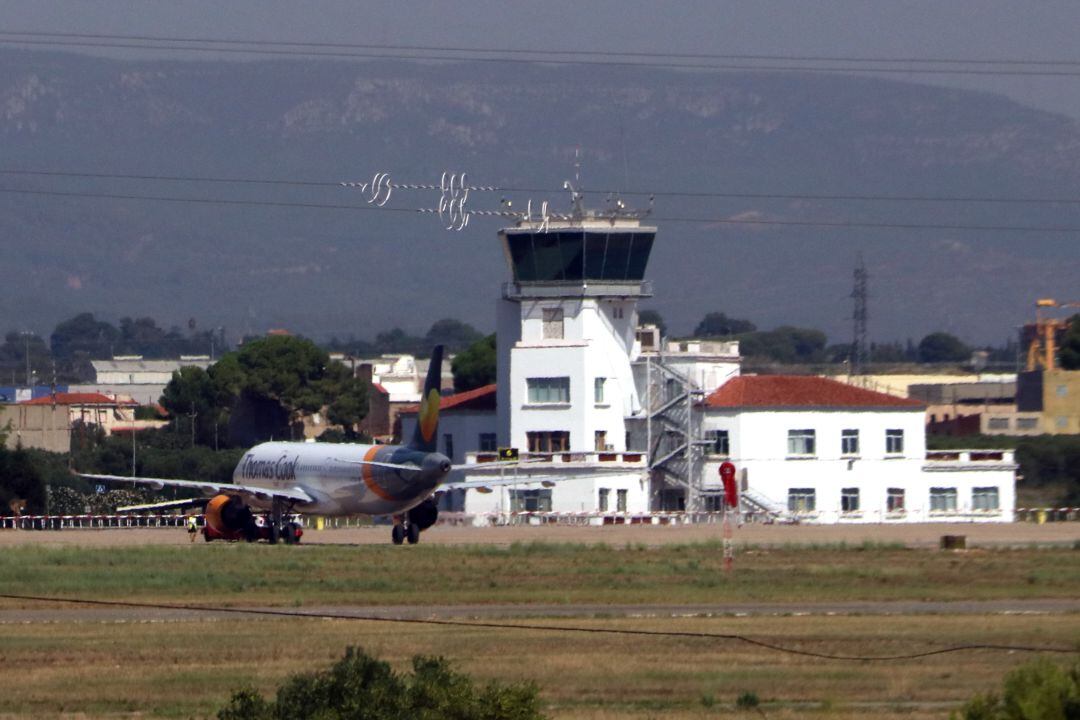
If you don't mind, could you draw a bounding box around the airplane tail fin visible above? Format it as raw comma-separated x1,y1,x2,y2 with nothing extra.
408,345,444,452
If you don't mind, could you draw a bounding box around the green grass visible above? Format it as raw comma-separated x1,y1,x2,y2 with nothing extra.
0,615,1076,719
0,542,1078,607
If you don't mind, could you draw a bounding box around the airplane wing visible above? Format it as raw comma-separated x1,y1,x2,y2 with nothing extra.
116,497,209,513
331,458,424,472
440,467,646,493
78,473,315,504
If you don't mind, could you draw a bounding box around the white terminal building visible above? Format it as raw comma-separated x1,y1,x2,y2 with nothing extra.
402,203,1016,525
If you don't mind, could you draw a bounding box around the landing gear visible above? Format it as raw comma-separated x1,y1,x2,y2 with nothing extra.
267,498,302,545
391,514,422,545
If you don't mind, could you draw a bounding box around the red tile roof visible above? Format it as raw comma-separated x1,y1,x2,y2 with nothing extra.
20,392,137,406
704,375,924,410
399,384,496,414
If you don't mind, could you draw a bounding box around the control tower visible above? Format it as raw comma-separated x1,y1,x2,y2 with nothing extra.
494,198,656,455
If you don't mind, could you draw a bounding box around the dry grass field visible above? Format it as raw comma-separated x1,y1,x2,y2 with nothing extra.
0,522,1077,718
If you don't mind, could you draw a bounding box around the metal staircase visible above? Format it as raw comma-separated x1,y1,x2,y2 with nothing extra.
643,356,713,512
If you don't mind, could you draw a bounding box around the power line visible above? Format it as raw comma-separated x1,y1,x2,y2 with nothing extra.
0,593,1073,661
4,30,1080,69
3,185,1080,234
4,31,1080,78
5,169,1080,207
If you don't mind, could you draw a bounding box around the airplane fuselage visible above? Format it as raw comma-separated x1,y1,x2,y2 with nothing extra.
234,441,450,517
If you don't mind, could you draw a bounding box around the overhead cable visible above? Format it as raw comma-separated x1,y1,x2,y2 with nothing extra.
2,185,1079,234
3,31,1080,77
0,592,1074,662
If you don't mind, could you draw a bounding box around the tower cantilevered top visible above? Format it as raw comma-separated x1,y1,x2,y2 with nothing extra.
500,214,656,299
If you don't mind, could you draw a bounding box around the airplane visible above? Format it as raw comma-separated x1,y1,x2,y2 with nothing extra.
79,346,453,545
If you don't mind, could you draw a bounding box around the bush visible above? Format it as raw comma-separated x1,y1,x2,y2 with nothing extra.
218,646,545,720
953,658,1080,719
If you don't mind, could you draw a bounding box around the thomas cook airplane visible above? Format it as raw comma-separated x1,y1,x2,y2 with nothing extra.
79,346,452,545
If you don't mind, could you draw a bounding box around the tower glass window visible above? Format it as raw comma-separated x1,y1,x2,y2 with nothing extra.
527,377,570,404
527,431,570,453
504,230,656,282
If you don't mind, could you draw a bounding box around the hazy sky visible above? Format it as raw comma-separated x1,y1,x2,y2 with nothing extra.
3,1,1080,118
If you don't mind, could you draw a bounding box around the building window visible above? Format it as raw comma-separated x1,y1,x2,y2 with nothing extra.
787,429,816,456
542,308,564,339
443,433,454,460
509,489,552,512
703,495,724,512
788,488,816,513
987,417,1010,431
972,486,1000,511
841,487,860,513
598,488,609,512
616,489,628,512
886,428,904,454
930,487,958,512
527,377,570,404
841,429,859,456
1017,417,1039,430
612,306,624,319
887,488,905,512
1057,384,1068,397
479,433,497,452
595,430,608,451
1057,416,1068,429
706,429,730,455
594,377,605,404
527,431,570,453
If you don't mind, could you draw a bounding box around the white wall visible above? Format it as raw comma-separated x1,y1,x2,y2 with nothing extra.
461,470,649,525
507,297,642,454
702,407,1014,523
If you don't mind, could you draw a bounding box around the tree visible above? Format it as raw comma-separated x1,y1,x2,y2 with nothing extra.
160,335,368,446
49,313,120,361
218,646,545,720
1059,315,1080,370
373,327,425,355
739,326,828,363
424,318,484,354
954,659,1080,719
452,334,496,392
0,446,46,514
160,366,223,446
917,332,970,363
693,312,756,338
638,309,667,337
0,331,51,385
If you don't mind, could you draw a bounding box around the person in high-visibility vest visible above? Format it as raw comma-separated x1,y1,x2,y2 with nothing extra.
187,515,199,542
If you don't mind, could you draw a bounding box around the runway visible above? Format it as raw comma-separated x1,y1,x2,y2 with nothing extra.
1,520,1078,548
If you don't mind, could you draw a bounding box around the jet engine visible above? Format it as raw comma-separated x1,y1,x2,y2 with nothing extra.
203,494,258,541
406,497,439,531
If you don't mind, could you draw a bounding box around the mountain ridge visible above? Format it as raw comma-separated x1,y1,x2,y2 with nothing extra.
1,49,1078,345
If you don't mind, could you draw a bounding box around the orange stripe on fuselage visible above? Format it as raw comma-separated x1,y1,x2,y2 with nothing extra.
361,446,397,502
